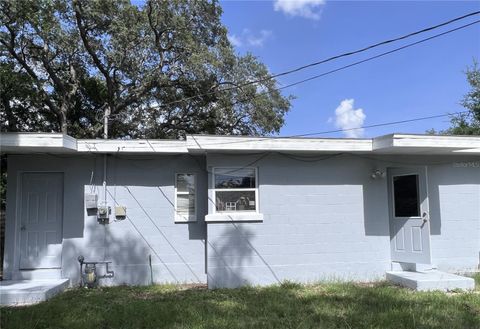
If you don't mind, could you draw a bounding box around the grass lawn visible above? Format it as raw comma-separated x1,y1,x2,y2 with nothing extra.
1,275,479,329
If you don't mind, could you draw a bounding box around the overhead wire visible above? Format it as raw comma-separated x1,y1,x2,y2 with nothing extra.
97,20,480,144
219,19,480,116
88,19,480,144
187,110,471,147
158,11,480,107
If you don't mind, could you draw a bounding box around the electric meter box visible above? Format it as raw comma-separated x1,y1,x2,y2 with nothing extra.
115,206,126,218
85,193,98,209
97,206,110,220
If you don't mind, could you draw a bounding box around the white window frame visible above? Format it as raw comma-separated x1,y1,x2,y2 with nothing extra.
174,173,197,222
212,167,259,214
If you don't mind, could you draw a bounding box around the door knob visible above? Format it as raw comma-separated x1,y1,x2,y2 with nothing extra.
20,224,26,231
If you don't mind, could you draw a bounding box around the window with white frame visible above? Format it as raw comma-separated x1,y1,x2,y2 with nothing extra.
213,168,257,212
175,173,196,221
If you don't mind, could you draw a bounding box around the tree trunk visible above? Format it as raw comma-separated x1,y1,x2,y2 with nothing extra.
59,103,68,134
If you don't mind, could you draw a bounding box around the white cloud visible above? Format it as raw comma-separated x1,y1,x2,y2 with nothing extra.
228,29,273,48
228,34,243,47
331,99,366,138
246,30,273,47
273,0,326,20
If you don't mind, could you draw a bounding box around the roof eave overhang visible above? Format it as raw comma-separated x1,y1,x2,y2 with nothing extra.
371,134,480,155
1,132,479,155
0,133,77,154
186,135,373,153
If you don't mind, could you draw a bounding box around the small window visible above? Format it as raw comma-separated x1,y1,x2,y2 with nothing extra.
393,174,420,217
213,168,257,212
175,174,196,221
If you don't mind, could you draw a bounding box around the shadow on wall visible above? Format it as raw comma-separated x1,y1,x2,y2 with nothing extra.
207,221,283,289
208,225,255,288
257,153,391,237
62,221,151,286
428,162,480,236
63,210,205,286
59,154,208,286
362,178,390,237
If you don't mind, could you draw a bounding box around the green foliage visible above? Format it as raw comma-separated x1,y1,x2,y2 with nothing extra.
1,282,479,329
443,60,480,135
0,0,291,139
0,61,57,132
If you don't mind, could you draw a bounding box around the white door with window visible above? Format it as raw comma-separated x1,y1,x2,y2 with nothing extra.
19,173,64,269
387,167,431,264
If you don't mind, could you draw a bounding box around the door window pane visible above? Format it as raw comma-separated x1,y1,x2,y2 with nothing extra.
393,175,420,217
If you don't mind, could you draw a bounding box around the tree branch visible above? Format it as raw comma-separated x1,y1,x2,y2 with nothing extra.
0,26,60,117
73,0,114,101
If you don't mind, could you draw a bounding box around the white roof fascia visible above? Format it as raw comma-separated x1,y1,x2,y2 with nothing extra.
0,133,77,153
77,139,188,153
372,134,394,150
186,135,373,153
452,148,480,153
372,134,480,154
2,132,480,155
391,134,480,148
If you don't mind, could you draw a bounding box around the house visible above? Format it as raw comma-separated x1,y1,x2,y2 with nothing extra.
0,132,479,300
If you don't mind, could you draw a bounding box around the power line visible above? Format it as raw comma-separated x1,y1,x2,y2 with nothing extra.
232,19,480,109
159,11,480,108
92,13,478,148
180,19,479,147
295,111,470,137
87,109,470,148
190,110,470,147
116,19,477,127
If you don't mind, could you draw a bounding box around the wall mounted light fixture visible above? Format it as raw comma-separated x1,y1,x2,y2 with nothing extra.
371,169,386,179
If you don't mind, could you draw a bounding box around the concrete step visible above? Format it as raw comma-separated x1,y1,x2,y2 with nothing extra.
0,279,69,306
390,262,437,272
12,269,63,280
386,270,475,292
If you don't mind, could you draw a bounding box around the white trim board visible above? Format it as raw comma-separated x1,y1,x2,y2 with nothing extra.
0,133,77,153
2,132,480,155
77,139,188,153
187,135,372,152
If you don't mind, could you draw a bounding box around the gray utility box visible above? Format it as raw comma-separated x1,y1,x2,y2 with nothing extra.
85,193,98,209
97,206,110,220
115,206,126,218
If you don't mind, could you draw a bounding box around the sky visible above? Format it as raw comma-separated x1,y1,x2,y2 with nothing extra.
220,0,480,138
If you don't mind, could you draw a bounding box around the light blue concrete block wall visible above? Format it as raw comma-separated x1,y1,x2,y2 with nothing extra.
428,162,480,272
206,153,480,288
206,153,392,288
4,154,208,286
4,152,479,288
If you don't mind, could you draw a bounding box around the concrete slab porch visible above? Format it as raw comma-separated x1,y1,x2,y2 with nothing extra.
0,279,69,306
386,270,475,291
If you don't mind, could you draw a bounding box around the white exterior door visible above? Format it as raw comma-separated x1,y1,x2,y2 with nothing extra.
19,173,63,269
388,167,431,264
